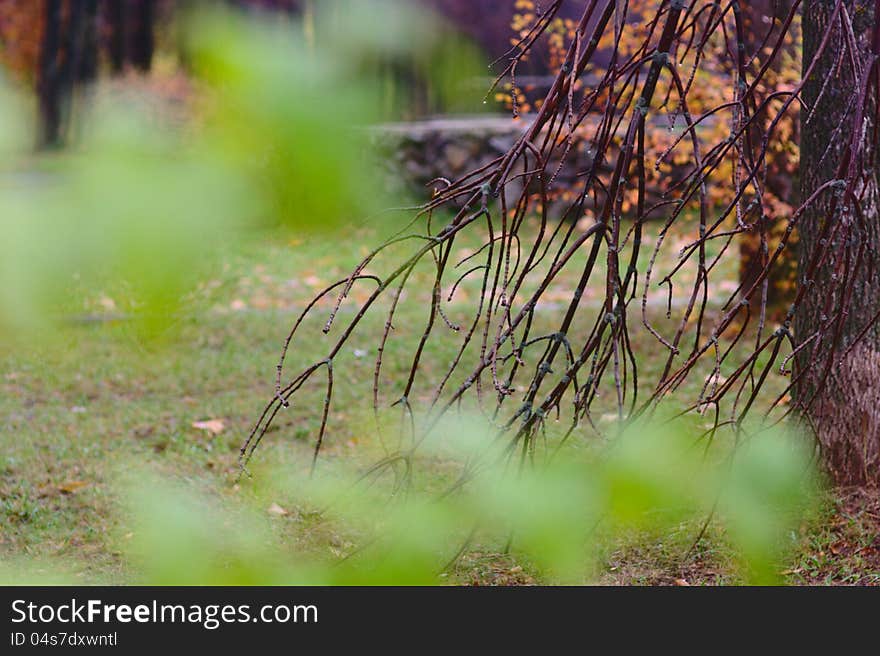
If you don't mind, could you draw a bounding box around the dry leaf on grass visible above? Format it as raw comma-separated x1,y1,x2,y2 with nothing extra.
58,481,89,494
192,419,225,435
267,503,289,517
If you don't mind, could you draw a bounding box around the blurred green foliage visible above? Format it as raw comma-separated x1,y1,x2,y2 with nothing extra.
0,1,485,339
4,414,810,586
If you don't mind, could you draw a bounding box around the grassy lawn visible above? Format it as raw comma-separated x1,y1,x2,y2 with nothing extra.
1,220,878,585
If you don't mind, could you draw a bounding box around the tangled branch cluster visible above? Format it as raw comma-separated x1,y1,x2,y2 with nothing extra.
242,0,879,478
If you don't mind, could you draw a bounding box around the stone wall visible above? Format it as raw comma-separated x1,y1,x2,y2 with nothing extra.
370,114,667,219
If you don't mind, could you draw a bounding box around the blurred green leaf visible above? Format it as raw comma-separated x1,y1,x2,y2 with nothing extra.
0,1,485,339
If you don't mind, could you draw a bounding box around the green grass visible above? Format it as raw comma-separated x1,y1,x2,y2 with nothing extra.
0,226,376,581
1,220,874,585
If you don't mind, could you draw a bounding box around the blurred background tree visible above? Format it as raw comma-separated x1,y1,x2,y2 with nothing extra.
0,0,163,147
0,0,488,337
504,0,801,322
0,0,499,147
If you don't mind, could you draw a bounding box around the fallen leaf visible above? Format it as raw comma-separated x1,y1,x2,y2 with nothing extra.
267,503,289,517
192,419,225,435
133,425,155,439
59,481,89,494
251,294,272,310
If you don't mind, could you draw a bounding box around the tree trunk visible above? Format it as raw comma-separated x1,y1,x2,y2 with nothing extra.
128,0,155,72
796,0,880,486
106,0,126,73
76,0,100,83
37,0,63,148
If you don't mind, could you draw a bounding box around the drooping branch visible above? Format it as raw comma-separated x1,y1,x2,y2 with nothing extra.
242,0,880,485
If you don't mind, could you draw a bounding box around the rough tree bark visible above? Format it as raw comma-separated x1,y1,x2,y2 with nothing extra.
797,0,880,486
